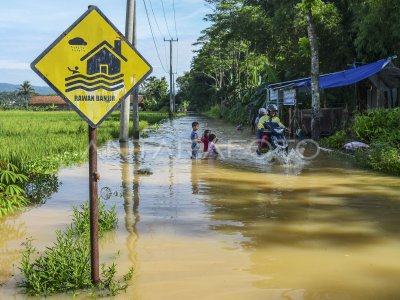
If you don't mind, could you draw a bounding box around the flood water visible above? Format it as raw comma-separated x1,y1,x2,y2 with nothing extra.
1,115,400,300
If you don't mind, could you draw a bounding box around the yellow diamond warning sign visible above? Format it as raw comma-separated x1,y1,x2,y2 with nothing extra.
31,6,152,127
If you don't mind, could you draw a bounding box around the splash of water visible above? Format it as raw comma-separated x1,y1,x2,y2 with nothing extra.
261,148,307,166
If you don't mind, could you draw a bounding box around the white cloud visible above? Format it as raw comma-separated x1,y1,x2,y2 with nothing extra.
0,60,30,70
0,0,211,85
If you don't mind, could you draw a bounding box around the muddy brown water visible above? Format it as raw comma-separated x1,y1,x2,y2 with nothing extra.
1,115,400,300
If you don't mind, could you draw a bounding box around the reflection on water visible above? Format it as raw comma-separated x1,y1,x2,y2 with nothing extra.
1,115,400,300
0,216,26,285
120,141,139,270
24,174,59,204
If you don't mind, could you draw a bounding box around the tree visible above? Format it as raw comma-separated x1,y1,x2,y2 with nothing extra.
307,6,321,140
352,0,400,61
182,0,392,126
296,0,341,140
17,81,36,109
141,76,168,111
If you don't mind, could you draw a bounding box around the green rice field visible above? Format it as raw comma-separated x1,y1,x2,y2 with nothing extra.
0,111,169,174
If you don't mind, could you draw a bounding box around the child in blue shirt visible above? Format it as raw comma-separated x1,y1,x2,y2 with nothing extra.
190,121,201,159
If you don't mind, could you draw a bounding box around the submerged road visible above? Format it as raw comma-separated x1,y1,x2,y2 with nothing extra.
1,115,400,300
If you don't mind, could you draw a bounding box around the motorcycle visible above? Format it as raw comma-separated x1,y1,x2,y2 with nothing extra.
257,121,288,154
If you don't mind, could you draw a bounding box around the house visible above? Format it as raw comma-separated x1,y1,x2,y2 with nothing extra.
129,94,146,111
80,40,127,76
265,58,400,136
29,95,69,110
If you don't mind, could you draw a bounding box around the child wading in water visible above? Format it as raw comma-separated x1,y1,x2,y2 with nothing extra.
201,130,211,153
190,121,202,159
207,134,219,158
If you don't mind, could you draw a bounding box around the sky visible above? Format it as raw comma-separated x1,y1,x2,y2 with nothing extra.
0,0,211,87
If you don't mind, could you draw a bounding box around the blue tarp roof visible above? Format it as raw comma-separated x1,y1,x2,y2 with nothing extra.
269,58,391,90
295,59,390,89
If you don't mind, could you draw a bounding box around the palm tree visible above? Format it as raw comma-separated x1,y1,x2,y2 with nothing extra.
17,81,36,109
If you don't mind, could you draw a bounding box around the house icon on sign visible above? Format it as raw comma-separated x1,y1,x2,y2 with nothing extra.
80,39,128,75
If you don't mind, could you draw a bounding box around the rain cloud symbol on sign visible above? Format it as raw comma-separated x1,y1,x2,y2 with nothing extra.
69,37,87,53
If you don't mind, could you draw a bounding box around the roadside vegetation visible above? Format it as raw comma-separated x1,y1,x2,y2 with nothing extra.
18,199,133,297
176,0,399,123
320,108,400,176
0,161,29,218
0,110,171,217
174,0,399,176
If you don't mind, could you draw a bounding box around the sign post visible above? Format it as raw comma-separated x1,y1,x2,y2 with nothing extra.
88,126,99,283
31,6,152,284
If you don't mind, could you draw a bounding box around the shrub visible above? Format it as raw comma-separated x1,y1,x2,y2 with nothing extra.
352,108,400,176
18,199,132,297
0,160,29,218
353,108,400,144
204,105,222,119
319,130,347,149
225,104,249,124
356,144,400,176
71,201,118,237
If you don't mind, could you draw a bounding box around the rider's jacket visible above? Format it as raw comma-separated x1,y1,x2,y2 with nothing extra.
257,115,286,129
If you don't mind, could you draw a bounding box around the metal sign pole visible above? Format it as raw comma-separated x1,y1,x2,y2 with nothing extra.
88,125,100,285
30,5,152,288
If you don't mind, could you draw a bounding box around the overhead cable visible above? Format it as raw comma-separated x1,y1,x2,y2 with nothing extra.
142,0,169,73
172,0,178,38
172,0,179,74
148,0,169,68
160,0,173,38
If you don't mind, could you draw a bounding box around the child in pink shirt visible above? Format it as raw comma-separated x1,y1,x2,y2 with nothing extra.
201,130,211,152
207,134,219,158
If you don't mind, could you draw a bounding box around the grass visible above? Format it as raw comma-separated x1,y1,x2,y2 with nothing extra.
0,110,169,174
18,199,133,297
0,110,170,217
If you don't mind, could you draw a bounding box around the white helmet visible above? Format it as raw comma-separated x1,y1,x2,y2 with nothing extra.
259,108,267,115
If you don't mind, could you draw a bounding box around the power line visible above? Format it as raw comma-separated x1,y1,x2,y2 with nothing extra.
142,0,168,73
160,0,173,38
148,0,169,69
172,0,178,38
175,40,179,75
172,0,179,75
148,0,166,40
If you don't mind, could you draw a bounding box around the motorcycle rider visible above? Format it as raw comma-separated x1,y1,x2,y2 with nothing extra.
255,108,267,144
254,107,266,129
258,104,286,130
256,104,286,154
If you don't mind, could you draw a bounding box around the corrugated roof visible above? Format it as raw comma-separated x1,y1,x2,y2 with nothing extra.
29,95,67,105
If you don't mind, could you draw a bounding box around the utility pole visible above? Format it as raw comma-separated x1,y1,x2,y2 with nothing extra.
172,73,176,112
131,0,140,140
164,38,178,118
120,0,138,141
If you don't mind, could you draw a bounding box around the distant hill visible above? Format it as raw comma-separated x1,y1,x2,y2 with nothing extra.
0,83,55,95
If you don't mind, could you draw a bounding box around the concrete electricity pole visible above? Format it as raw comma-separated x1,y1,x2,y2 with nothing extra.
172,73,176,112
120,0,138,141
164,38,178,117
131,0,140,139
